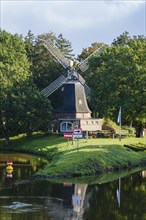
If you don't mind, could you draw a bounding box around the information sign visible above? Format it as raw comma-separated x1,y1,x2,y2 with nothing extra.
73,128,83,139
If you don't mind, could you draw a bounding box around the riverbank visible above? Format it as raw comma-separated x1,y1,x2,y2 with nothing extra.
0,133,146,178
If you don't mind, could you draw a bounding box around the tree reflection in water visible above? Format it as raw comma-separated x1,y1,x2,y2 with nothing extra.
83,170,146,220
49,171,146,220
0,153,146,220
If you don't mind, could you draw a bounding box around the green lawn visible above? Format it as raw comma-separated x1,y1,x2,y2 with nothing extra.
0,133,146,179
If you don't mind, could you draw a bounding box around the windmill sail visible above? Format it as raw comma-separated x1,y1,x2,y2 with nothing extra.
41,38,104,99
42,39,70,69
41,74,70,97
78,46,105,72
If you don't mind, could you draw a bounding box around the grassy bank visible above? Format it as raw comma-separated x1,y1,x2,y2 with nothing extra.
0,133,146,179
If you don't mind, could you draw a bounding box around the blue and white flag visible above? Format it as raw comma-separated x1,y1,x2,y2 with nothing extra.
117,107,121,124
116,189,121,207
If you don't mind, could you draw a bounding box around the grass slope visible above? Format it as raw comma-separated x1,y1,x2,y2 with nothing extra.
0,133,146,178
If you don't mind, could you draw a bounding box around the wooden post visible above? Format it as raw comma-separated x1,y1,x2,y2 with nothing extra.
77,139,79,151
85,130,88,143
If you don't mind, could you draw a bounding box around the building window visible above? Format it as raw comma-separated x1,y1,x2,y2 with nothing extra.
60,122,73,132
61,123,66,131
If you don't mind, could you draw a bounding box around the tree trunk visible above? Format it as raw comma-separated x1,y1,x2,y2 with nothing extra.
5,128,10,146
135,123,143,138
26,129,32,137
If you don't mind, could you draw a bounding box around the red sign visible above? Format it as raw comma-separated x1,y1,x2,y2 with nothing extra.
64,132,72,139
63,183,72,186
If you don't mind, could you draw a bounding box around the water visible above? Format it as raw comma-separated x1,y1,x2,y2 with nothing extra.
0,153,146,220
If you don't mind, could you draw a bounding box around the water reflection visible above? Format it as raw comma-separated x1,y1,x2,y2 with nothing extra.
72,184,88,219
83,171,146,220
45,171,146,220
116,178,121,208
0,153,146,220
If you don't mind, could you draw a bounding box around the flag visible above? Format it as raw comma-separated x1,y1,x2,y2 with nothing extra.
117,107,121,124
116,189,121,207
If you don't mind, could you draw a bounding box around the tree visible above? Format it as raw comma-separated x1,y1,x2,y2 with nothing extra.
0,30,52,144
88,33,146,137
16,80,52,137
56,33,74,60
0,30,31,143
77,42,106,81
112,31,131,46
24,30,35,64
78,42,105,61
26,32,64,91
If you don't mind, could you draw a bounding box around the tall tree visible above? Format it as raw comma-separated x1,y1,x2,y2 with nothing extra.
77,42,106,80
0,30,31,143
88,33,146,137
56,33,74,59
0,30,52,144
24,30,35,64
112,31,131,46
26,32,64,91
78,42,105,61
16,80,52,137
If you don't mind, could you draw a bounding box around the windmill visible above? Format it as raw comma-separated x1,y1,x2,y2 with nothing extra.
41,38,104,132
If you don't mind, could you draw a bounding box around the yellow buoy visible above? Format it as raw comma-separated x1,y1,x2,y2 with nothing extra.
6,165,13,171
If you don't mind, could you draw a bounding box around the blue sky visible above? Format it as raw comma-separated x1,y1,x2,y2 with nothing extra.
1,0,146,56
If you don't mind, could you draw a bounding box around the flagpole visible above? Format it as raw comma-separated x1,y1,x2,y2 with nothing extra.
117,106,122,141
119,107,121,141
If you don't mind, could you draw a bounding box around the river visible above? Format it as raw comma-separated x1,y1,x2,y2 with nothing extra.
0,153,146,220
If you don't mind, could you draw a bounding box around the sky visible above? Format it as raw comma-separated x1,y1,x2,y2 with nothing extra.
1,0,146,56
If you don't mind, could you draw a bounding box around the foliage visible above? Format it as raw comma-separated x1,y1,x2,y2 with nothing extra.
0,30,30,142
25,32,62,91
0,30,52,143
87,32,146,137
78,42,105,61
15,80,52,136
103,118,120,132
56,33,74,59
77,42,106,80
83,174,146,220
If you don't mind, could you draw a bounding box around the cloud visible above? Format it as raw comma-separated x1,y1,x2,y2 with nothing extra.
41,1,144,32
1,0,145,54
1,0,144,32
